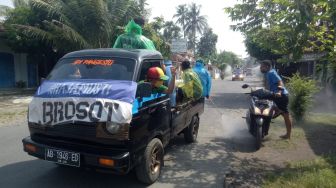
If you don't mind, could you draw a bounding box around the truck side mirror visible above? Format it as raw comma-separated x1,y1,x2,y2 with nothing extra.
136,82,152,98
40,77,45,85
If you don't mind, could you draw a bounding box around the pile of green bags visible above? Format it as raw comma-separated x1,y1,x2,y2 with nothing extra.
113,20,156,50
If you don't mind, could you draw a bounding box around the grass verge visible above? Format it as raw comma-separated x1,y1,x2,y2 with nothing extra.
263,154,336,188
263,113,336,187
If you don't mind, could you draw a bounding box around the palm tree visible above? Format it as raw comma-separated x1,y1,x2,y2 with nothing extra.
163,21,181,43
5,0,136,52
173,4,188,38
185,3,208,54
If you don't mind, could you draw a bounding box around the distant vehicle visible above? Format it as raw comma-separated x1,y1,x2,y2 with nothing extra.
232,68,244,81
246,68,253,76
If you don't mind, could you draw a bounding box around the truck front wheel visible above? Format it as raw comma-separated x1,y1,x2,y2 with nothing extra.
136,138,164,185
184,116,200,143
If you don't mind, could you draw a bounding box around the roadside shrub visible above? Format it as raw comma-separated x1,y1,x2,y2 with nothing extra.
287,73,319,122
16,80,27,88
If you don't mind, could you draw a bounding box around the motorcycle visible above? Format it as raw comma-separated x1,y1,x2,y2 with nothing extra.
242,84,277,150
220,72,225,80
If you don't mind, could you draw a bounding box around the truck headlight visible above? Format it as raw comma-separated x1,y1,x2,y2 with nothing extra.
106,121,123,134
239,74,243,78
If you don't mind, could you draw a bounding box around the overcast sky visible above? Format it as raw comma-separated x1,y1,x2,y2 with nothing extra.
0,0,247,57
146,0,247,57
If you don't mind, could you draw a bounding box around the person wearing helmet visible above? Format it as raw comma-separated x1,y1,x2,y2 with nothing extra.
140,66,176,94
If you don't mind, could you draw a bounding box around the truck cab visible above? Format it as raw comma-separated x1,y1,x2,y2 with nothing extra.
22,49,204,184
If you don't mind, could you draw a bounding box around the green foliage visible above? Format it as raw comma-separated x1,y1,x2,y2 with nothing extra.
263,154,336,188
173,4,188,38
245,33,283,61
226,0,336,88
15,80,27,88
287,73,319,122
151,16,165,34
162,21,181,43
143,24,170,59
1,0,151,76
225,0,314,59
3,0,143,52
212,51,242,67
197,28,218,59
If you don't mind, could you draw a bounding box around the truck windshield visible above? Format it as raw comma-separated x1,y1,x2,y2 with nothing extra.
47,57,136,81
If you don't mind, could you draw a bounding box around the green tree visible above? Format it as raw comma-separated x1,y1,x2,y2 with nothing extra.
225,0,336,87
215,51,242,67
162,21,181,43
151,16,165,34
244,31,283,61
197,28,218,59
144,20,171,58
2,0,144,76
173,4,188,38
185,3,208,54
3,0,147,51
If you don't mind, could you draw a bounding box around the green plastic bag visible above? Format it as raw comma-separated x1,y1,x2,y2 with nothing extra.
113,20,156,50
179,69,203,100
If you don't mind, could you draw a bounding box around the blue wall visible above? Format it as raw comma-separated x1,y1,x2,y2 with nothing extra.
0,52,15,88
27,62,38,87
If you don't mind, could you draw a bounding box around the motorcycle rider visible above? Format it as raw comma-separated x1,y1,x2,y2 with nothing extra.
260,60,292,139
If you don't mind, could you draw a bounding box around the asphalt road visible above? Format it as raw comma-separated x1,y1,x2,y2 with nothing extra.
0,75,261,188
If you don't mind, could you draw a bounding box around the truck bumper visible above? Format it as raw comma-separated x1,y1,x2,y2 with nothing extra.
22,136,131,175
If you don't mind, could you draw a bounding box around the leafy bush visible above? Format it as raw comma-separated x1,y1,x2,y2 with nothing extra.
15,80,26,88
287,73,319,121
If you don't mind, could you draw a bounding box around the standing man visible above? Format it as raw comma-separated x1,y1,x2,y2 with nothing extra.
193,59,212,99
113,18,156,50
260,60,292,139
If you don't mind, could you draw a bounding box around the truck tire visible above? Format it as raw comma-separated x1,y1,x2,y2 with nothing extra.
135,138,164,185
184,116,200,143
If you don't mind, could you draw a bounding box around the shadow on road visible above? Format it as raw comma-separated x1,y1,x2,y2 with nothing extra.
300,120,336,156
0,159,144,188
157,136,279,188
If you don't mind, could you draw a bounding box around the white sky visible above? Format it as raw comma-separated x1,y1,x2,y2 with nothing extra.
0,0,247,57
146,0,247,58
